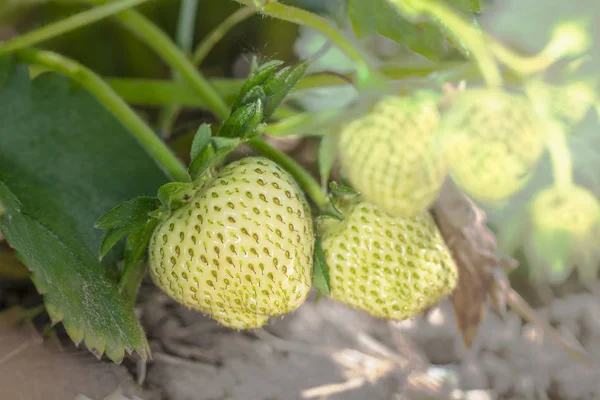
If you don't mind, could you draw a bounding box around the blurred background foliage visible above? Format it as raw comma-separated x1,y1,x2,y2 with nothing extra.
0,0,299,79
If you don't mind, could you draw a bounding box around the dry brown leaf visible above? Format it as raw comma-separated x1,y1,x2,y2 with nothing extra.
0,307,144,400
432,180,517,348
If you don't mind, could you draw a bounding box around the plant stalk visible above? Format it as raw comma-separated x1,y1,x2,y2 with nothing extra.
545,122,574,193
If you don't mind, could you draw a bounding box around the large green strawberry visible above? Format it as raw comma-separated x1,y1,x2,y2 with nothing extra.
319,198,458,320
526,185,600,284
440,89,546,203
338,92,447,218
148,157,314,329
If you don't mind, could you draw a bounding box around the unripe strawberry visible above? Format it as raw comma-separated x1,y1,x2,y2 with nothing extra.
441,89,546,203
526,185,600,283
546,82,596,128
338,92,447,218
319,199,458,320
148,157,314,329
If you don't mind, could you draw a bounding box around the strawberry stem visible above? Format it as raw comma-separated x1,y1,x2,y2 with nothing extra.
545,122,574,193
248,138,330,210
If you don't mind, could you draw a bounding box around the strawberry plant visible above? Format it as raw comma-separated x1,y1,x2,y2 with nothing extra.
0,0,599,366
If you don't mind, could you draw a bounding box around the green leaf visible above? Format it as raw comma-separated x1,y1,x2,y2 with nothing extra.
95,196,160,230
312,239,331,295
218,100,264,139
0,62,169,362
318,134,338,189
190,123,212,161
348,0,447,60
0,55,15,87
262,61,309,118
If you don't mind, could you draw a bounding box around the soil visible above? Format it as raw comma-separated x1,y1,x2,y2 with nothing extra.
131,277,600,400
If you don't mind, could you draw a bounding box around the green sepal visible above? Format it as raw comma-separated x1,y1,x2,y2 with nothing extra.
156,181,196,212
99,224,139,260
329,181,359,197
218,100,263,139
312,238,331,296
262,61,309,118
233,86,267,113
94,196,160,230
189,144,217,182
321,201,345,222
190,123,212,161
232,60,283,111
211,136,242,153
120,219,159,303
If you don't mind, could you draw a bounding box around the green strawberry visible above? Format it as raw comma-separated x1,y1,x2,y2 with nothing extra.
440,89,546,203
148,157,315,329
319,198,458,320
527,185,600,283
546,81,596,128
338,92,447,218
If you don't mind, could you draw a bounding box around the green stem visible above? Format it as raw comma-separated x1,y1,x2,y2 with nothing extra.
104,61,472,108
160,6,256,136
192,6,256,66
248,138,329,209
389,0,502,87
94,5,230,120
490,40,556,77
234,0,384,89
176,0,199,53
15,48,189,183
261,109,339,137
0,0,150,57
158,0,201,136
546,122,574,193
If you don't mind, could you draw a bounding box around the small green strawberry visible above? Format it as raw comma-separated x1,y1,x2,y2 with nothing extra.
338,92,447,218
546,81,596,128
440,89,546,203
319,198,458,320
526,185,600,284
148,157,314,329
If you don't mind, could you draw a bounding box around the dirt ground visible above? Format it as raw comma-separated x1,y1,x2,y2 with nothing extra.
3,274,598,400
